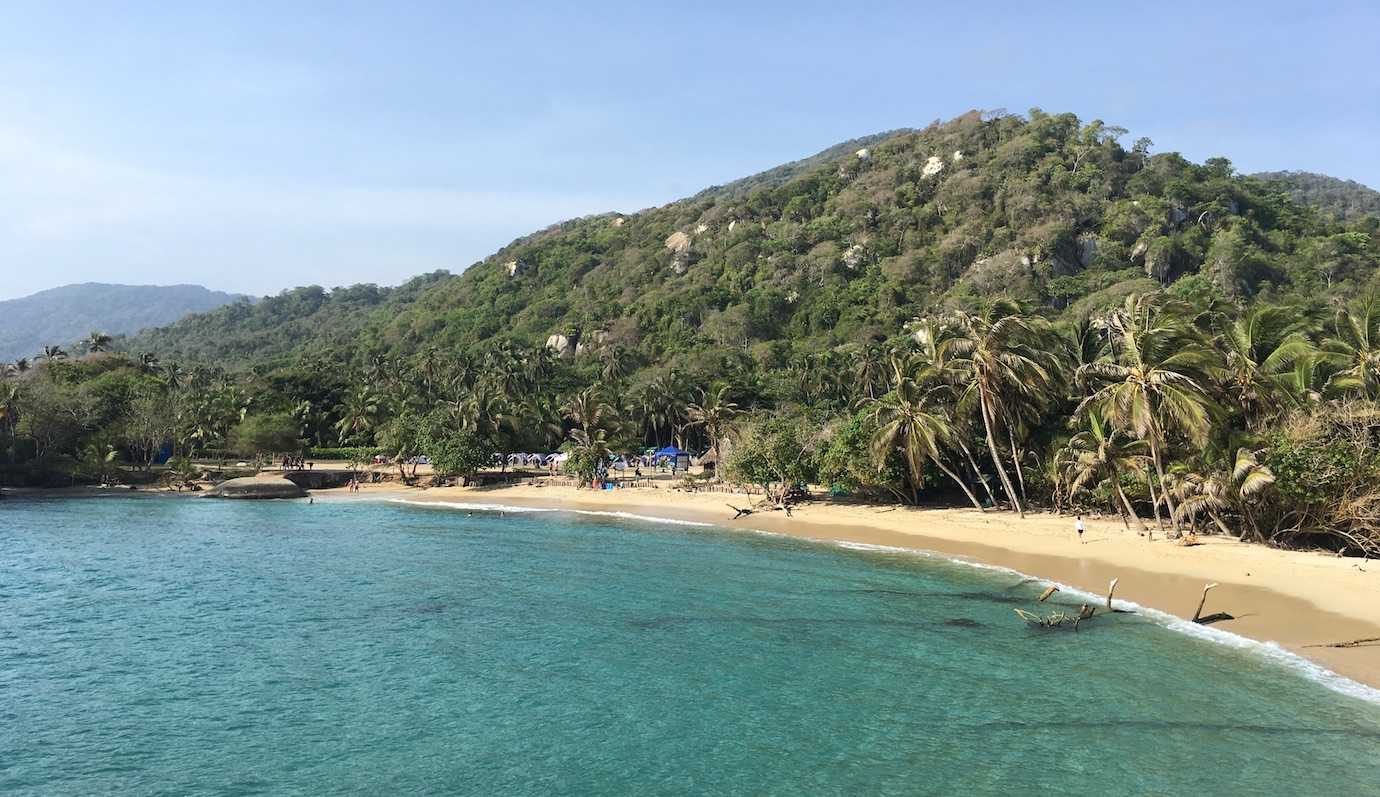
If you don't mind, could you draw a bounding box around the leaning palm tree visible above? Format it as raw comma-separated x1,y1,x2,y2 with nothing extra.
941,300,1060,518
1077,294,1214,535
905,322,999,507
870,370,984,510
1172,448,1275,542
84,331,113,353
1057,412,1150,534
686,384,740,479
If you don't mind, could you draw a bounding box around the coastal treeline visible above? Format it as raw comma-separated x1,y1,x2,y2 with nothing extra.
6,289,1380,556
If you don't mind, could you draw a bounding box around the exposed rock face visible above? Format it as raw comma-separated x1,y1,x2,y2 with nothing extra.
727,219,737,232
664,231,692,254
1168,206,1189,226
611,216,626,227
1130,240,1149,263
855,148,870,160
574,330,609,355
545,333,575,358
922,155,945,177
505,260,525,278
1077,235,1099,267
204,476,307,500
952,150,964,161
842,243,866,270
959,249,1037,298
694,223,709,234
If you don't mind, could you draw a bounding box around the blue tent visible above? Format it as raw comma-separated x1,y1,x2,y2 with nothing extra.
653,446,691,469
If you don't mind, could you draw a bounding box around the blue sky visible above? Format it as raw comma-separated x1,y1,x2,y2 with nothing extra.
1,1,1376,300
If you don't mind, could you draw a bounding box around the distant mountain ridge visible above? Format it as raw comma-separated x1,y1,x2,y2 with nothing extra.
0,282,246,361
1252,171,1380,222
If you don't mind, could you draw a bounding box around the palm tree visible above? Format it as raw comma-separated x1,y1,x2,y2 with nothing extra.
39,345,67,361
598,345,635,384
638,373,688,447
1172,448,1275,542
686,385,740,478
869,369,984,510
941,300,1060,518
0,383,20,437
562,387,613,434
12,358,30,374
1056,412,1149,534
138,352,161,372
904,322,999,507
565,427,613,483
518,394,565,450
84,331,112,353
852,341,891,402
1322,291,1380,398
1213,303,1314,427
333,387,382,445
1077,294,1214,534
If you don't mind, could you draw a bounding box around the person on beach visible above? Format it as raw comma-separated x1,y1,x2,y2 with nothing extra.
1075,515,1085,543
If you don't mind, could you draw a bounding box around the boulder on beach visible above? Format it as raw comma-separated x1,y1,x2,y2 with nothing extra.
204,476,307,500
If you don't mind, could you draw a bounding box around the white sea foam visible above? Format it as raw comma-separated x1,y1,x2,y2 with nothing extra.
812,536,1380,705
385,498,715,527
381,496,1380,705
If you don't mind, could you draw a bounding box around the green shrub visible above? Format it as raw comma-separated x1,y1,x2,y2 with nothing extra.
307,446,385,462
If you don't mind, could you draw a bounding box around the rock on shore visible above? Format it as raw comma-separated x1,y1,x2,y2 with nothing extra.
204,476,307,500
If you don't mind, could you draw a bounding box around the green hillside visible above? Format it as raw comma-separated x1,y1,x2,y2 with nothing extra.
127,110,1377,372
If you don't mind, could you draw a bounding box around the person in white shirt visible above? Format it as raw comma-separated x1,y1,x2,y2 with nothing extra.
1075,515,1085,543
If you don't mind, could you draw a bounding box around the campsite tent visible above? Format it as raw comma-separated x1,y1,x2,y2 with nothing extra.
653,446,691,470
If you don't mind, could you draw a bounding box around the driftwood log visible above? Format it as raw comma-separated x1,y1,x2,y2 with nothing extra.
1016,578,1129,632
1191,583,1235,625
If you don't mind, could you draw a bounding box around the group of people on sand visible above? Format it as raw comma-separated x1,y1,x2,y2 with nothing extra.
347,478,361,493
280,455,313,470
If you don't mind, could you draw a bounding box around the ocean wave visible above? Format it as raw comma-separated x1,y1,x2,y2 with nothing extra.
381,496,1380,705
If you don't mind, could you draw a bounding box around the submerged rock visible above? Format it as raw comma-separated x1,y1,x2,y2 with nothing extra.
204,476,307,500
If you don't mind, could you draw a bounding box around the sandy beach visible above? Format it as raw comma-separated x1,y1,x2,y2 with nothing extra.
325,478,1380,692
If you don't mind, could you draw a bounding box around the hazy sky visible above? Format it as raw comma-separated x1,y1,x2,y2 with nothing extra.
2,1,1376,300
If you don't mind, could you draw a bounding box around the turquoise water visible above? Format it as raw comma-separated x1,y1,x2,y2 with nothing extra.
2,495,1379,795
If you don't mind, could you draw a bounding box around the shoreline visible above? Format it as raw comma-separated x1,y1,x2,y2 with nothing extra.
329,480,1380,695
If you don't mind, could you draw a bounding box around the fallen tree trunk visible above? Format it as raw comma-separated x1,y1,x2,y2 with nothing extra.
1303,637,1380,649
1191,583,1234,624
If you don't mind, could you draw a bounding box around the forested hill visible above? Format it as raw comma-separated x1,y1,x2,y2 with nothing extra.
1252,171,1380,222
0,283,243,362
125,110,1380,372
